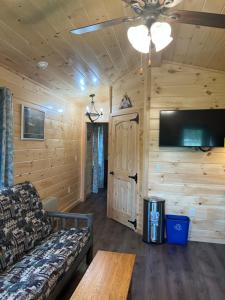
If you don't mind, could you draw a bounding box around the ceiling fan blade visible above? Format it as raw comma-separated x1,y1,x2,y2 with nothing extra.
166,10,225,29
70,16,139,35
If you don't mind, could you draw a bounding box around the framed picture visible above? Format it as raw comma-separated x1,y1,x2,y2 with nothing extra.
21,105,45,140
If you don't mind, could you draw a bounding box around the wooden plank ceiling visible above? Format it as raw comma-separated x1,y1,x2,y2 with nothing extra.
0,0,224,102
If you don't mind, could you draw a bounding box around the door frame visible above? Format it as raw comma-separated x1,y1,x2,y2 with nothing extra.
80,121,109,202
107,107,143,231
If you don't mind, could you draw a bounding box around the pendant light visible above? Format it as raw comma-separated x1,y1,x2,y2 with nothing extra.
85,94,103,123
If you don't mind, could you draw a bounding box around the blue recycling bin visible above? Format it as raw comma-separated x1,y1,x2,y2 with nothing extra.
166,215,190,245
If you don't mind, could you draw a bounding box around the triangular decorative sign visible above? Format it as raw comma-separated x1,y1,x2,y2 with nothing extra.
119,94,133,109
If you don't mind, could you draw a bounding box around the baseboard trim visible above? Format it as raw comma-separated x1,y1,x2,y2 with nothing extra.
136,227,224,244
62,199,81,212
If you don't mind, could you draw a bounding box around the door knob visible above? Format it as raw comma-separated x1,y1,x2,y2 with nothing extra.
109,171,114,175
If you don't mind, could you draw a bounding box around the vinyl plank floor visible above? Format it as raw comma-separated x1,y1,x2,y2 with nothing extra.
60,190,225,300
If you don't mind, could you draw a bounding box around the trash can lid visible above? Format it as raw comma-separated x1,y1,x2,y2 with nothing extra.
144,196,165,203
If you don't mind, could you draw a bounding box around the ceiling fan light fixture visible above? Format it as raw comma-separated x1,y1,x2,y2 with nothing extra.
127,25,151,54
162,0,183,8
151,22,173,52
151,22,172,38
153,35,173,52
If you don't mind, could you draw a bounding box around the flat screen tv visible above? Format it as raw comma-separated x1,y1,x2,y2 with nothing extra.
159,109,225,147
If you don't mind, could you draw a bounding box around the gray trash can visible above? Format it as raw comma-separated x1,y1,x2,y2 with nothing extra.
143,197,165,244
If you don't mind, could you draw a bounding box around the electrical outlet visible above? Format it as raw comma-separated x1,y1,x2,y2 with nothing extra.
188,207,196,218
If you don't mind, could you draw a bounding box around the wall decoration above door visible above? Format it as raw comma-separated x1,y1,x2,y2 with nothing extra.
21,105,45,140
119,94,133,109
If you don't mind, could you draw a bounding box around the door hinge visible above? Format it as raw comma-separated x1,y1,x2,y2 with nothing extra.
128,219,137,230
130,114,139,124
128,173,138,184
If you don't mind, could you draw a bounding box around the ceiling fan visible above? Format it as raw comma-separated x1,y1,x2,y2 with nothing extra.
70,0,225,54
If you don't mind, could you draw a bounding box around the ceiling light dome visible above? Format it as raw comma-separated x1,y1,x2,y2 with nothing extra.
36,61,48,70
127,25,151,54
151,22,173,52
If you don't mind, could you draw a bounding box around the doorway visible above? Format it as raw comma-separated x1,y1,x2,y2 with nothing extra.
84,123,108,198
107,111,142,231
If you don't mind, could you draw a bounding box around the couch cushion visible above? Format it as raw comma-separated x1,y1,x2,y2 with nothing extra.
0,182,52,271
0,227,90,300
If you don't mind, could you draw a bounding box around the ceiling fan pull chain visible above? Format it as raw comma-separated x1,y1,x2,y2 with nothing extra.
148,40,152,67
139,53,144,75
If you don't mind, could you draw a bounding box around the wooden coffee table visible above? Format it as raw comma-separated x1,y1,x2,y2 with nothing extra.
70,250,136,300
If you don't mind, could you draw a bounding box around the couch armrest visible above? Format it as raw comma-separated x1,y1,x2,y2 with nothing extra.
47,211,93,233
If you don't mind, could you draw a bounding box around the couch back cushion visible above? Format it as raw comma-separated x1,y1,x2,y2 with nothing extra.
0,182,52,271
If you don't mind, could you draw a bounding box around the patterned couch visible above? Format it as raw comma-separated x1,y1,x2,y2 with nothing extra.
0,182,93,300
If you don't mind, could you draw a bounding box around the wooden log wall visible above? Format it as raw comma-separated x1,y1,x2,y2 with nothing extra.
0,64,82,211
148,63,225,244
112,69,145,112
112,62,225,244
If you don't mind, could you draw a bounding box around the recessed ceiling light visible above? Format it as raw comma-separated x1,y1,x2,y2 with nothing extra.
36,61,48,70
80,78,85,86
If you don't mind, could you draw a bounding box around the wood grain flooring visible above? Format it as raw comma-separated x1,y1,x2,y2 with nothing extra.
61,190,225,300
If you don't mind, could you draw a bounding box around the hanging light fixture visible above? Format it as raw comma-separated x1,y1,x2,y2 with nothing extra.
127,21,173,54
85,94,103,123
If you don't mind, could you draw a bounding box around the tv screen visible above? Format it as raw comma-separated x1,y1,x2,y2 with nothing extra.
159,109,225,147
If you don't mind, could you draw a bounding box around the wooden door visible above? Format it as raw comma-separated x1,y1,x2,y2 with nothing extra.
108,112,139,230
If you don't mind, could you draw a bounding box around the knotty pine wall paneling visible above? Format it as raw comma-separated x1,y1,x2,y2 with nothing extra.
112,69,145,112
147,63,225,244
112,62,225,244
0,64,82,211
